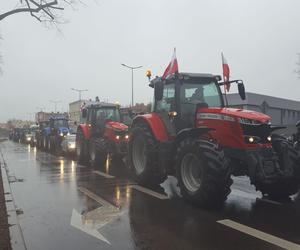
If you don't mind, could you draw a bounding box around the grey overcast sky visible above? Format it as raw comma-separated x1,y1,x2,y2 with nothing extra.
1,0,300,122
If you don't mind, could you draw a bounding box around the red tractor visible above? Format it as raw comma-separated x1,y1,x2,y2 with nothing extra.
76,102,129,167
128,72,300,207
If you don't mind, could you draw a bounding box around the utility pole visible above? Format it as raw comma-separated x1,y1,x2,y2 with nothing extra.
71,88,88,101
49,100,62,113
121,63,143,107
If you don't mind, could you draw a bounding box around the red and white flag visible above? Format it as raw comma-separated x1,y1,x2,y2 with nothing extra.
222,52,231,92
162,48,179,79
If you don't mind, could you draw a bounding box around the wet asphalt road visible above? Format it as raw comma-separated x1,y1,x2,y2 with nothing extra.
1,141,300,250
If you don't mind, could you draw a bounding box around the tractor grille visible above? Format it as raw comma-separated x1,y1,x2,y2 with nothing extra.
241,123,271,144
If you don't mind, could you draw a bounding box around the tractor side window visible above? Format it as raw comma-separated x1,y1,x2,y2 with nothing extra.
156,84,175,113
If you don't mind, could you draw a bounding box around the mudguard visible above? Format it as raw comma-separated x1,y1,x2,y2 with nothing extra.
132,113,169,142
175,127,213,144
78,124,91,140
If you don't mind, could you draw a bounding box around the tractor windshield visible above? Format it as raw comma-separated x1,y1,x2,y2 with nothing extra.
180,81,223,108
95,108,121,122
53,119,69,128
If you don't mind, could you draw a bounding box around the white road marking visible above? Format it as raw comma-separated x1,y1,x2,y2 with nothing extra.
257,198,283,206
78,187,117,208
217,219,300,250
73,187,122,244
131,185,169,200
92,170,115,179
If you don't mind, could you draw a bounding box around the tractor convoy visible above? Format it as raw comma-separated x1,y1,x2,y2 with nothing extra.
8,67,300,209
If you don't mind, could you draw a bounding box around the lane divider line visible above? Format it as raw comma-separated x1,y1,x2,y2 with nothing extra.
92,170,115,179
78,187,117,208
217,219,300,250
131,185,169,200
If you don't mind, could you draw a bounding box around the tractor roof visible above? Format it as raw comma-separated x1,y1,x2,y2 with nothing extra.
149,72,221,87
84,101,119,109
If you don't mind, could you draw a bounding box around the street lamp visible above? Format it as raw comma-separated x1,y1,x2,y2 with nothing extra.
49,100,62,113
71,88,88,101
121,63,143,107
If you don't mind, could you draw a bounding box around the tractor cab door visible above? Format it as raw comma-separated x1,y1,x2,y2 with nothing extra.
154,83,177,136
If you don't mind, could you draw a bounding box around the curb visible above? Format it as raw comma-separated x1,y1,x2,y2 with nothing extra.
0,151,27,250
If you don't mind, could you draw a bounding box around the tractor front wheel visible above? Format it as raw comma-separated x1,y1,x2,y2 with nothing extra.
254,135,300,199
89,141,107,168
176,138,232,208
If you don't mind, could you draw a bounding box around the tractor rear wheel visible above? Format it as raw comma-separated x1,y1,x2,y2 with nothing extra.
176,138,232,208
76,129,87,164
129,124,166,185
254,135,300,199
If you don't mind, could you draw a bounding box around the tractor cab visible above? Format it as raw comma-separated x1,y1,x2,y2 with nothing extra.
49,117,70,137
151,73,245,135
81,102,127,139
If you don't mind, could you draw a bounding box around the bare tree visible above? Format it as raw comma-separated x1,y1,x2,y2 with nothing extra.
0,0,76,24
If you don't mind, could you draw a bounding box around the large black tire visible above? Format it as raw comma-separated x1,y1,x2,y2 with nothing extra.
89,140,107,168
254,134,300,199
128,123,167,185
176,138,232,208
76,129,88,164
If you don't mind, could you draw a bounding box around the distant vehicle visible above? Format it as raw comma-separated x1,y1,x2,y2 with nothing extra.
61,134,76,155
76,101,129,167
36,121,50,149
44,116,71,153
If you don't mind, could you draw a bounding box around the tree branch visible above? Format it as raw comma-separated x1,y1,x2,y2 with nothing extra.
0,0,61,21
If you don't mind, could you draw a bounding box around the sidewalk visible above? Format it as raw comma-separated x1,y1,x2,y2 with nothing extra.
0,161,12,250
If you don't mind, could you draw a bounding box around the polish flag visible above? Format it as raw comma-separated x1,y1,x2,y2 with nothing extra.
222,53,231,92
162,48,179,79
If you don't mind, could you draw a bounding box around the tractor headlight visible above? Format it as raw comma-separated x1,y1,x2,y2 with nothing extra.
267,136,272,142
26,137,31,141
60,132,64,136
244,135,261,144
115,135,120,140
68,143,75,149
125,134,129,140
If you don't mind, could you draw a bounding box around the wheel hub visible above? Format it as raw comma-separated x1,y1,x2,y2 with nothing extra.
181,153,202,193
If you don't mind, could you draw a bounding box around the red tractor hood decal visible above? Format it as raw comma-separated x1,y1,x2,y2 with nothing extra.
200,107,270,123
106,121,128,131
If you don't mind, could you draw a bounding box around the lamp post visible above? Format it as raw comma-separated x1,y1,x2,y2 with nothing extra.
49,100,62,113
121,63,143,107
71,88,88,101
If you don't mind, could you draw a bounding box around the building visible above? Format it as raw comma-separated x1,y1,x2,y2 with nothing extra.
226,92,300,126
69,100,87,124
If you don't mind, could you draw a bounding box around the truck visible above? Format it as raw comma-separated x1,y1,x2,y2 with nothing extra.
76,101,129,167
128,72,300,207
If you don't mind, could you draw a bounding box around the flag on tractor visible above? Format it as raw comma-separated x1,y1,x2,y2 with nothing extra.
162,48,179,79
222,52,230,92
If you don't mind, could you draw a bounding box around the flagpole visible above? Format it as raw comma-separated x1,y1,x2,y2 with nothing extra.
222,52,229,107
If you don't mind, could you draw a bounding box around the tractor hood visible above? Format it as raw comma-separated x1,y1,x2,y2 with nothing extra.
199,107,271,124
106,121,128,131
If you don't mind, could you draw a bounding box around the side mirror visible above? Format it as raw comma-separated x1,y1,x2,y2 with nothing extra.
74,121,77,126
82,109,87,118
237,81,246,100
154,81,164,101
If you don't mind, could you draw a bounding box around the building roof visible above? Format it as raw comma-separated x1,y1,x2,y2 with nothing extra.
226,92,300,111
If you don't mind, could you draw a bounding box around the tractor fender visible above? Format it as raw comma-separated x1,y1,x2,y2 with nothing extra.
77,124,91,140
175,127,214,145
132,113,169,142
